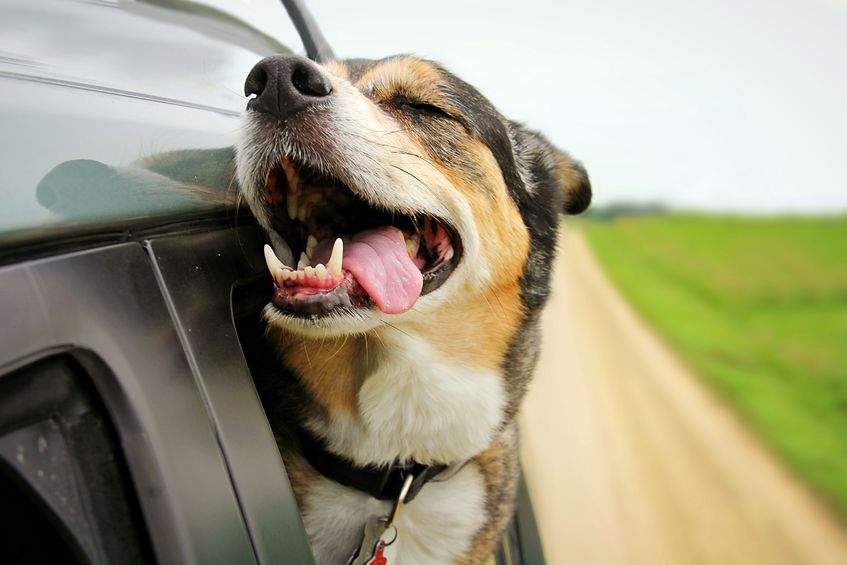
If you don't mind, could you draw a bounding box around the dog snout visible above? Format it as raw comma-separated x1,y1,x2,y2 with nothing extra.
244,55,332,120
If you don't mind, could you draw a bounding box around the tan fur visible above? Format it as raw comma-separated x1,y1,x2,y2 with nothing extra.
356,57,458,115
279,59,528,562
272,281,523,416
271,60,531,418
323,60,350,80
268,327,367,415
442,138,530,283
552,148,591,213
237,54,574,563
405,287,523,371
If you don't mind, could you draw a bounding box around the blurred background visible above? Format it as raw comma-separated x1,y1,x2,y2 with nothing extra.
306,0,847,563
2,0,844,562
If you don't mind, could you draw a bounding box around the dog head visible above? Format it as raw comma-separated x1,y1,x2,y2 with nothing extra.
236,55,590,339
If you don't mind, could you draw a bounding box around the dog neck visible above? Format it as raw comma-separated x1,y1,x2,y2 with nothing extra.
271,292,524,467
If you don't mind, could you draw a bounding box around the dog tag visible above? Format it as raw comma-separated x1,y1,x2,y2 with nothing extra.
348,474,411,565
364,542,387,565
347,515,389,565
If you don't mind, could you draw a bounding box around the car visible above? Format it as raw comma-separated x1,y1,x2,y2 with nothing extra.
0,1,544,563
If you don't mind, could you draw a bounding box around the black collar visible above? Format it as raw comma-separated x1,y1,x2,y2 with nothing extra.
298,428,449,503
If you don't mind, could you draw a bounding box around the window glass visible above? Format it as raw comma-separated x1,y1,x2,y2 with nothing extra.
0,0,303,246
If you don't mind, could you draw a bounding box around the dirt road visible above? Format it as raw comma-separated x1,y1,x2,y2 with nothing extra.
519,227,847,565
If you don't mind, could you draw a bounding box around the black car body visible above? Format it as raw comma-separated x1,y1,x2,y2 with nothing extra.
0,1,542,563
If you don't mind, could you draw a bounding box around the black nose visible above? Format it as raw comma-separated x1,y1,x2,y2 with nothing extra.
244,55,333,120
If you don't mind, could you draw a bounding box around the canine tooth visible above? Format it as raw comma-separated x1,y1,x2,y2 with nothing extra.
297,202,310,222
283,161,300,194
306,235,318,258
287,193,298,220
263,244,285,275
315,264,327,281
298,252,309,270
328,238,343,277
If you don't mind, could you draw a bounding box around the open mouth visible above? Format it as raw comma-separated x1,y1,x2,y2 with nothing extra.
261,157,462,317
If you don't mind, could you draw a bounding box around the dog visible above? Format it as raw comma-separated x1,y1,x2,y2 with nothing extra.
235,54,590,564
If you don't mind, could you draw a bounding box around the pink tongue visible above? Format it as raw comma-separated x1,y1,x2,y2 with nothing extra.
313,227,423,314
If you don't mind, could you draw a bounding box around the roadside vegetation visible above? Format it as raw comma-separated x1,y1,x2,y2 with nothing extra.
583,213,847,518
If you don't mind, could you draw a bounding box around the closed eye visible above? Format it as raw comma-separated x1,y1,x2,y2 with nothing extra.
393,95,457,122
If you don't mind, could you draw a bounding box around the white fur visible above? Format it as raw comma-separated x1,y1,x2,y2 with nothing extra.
306,330,506,467
235,71,496,333
303,461,487,564
294,325,503,564
235,63,513,563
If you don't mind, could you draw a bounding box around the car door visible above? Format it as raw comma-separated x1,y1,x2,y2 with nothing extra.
0,1,314,563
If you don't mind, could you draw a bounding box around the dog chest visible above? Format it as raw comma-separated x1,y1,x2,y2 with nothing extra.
307,331,507,467
302,461,487,564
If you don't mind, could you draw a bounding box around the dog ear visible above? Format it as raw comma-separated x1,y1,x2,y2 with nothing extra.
509,122,591,215
551,148,591,215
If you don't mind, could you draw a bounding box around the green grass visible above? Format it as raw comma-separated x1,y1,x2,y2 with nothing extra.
583,213,847,518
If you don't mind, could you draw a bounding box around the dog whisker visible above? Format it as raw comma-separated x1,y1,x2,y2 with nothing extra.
376,128,407,136
322,334,349,366
348,132,433,162
363,334,369,368
377,319,412,338
389,149,437,167
484,284,508,318
301,340,312,369
389,164,429,191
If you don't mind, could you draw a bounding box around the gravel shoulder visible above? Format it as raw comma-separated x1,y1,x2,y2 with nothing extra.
519,227,847,565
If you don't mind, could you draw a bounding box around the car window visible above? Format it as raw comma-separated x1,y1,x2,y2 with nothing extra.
0,0,300,253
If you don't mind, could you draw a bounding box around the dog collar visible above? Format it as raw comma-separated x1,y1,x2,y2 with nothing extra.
298,428,450,503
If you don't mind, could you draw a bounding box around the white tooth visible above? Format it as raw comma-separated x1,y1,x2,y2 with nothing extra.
264,244,285,275
281,269,291,281
315,264,328,281
287,193,297,220
297,202,309,222
328,238,343,277
306,235,318,258
406,234,420,257
305,266,315,278
298,252,309,270
396,228,406,245
297,271,305,281
283,163,299,194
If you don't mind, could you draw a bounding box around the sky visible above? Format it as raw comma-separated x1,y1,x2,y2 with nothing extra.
300,0,847,213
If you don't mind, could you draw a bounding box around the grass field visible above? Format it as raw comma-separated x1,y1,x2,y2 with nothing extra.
583,214,847,518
